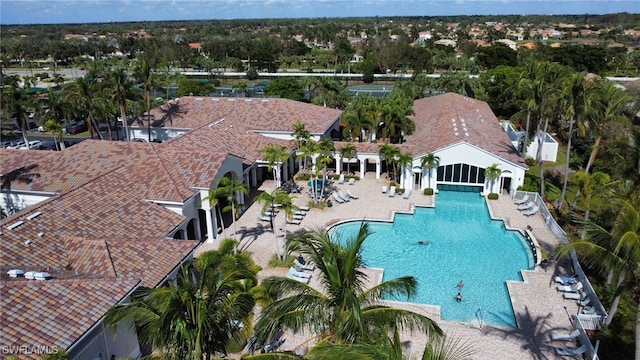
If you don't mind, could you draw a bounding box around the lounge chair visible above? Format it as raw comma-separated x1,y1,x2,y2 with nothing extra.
348,178,356,185
579,297,592,307
288,267,311,279
257,215,271,222
338,174,345,184
294,258,315,271
286,218,302,225
346,189,359,199
523,206,540,217
338,190,350,202
403,189,411,199
551,329,580,341
388,186,396,197
287,272,309,283
514,194,530,205
563,291,587,301
332,192,345,203
297,205,310,212
583,306,598,315
555,275,577,285
382,185,388,193
292,209,306,216
555,344,587,356
517,201,534,211
557,281,583,293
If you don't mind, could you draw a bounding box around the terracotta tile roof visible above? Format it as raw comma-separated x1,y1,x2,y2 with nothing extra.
0,277,140,357
140,96,342,135
408,93,526,167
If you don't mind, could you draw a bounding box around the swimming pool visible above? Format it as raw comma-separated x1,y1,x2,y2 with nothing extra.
331,190,533,328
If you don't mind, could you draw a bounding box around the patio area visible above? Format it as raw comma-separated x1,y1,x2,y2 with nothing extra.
195,174,584,359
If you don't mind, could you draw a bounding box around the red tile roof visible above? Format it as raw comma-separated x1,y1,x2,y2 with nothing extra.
0,277,140,357
408,93,526,167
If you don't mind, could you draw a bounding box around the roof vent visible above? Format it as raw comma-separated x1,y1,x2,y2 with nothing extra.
195,97,203,101
7,221,24,230
228,99,236,102
7,269,24,278
211,98,219,101
465,132,470,137
27,212,42,220
24,240,32,245
261,99,270,102
454,132,459,136
244,99,252,102
34,272,51,281
24,271,37,280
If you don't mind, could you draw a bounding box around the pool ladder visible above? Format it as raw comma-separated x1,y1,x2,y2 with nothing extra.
476,308,483,329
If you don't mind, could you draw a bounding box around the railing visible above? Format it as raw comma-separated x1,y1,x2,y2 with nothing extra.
514,190,608,359
573,314,600,360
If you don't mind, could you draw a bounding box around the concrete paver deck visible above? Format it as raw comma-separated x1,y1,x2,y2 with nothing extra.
195,175,578,359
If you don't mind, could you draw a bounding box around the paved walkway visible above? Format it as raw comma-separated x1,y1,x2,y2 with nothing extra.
195,175,579,359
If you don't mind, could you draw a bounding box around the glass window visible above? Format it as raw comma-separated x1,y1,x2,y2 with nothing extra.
444,165,453,182
453,164,461,183
462,164,470,183
478,168,486,184
437,166,444,181
470,166,478,183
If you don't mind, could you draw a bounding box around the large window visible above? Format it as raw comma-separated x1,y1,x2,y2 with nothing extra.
437,163,485,184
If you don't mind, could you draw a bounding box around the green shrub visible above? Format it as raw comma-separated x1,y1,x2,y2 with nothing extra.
487,193,499,200
525,157,536,166
397,188,405,194
389,181,397,187
295,173,311,180
423,188,434,195
268,253,296,267
328,174,340,180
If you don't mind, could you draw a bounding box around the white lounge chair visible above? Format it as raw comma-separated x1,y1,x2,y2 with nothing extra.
297,205,310,212
292,209,306,216
517,201,535,211
382,185,388,193
257,215,271,222
332,192,345,203
555,344,587,356
294,258,315,271
288,267,311,279
557,281,583,292
524,206,540,217
286,218,302,225
338,190,350,202
555,275,578,285
388,186,396,197
346,189,359,199
563,291,587,301
514,194,530,205
287,272,309,283
338,174,345,184
579,297,592,307
551,329,580,341
348,178,355,185
583,306,597,315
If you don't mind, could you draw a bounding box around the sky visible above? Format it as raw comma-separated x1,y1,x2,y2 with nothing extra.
1,0,638,25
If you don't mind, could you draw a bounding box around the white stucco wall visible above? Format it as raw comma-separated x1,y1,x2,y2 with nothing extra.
129,126,190,142
0,191,54,217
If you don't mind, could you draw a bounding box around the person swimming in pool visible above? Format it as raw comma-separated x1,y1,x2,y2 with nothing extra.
456,292,462,302
417,240,430,245
457,280,464,289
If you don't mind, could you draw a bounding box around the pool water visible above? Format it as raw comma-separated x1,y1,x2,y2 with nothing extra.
331,191,533,328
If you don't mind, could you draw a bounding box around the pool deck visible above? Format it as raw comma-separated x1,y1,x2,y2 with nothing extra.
195,175,577,359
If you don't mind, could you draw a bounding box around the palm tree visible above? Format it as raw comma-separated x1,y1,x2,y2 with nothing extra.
104,241,258,360
42,119,65,151
108,67,140,142
216,176,249,244
64,76,103,140
276,192,299,253
255,188,291,260
2,82,35,146
252,222,443,350
572,171,618,238
557,73,588,209
339,143,357,175
484,163,502,194
315,138,335,202
203,188,227,239
342,101,370,142
134,59,157,142
260,144,290,188
292,121,311,150
396,152,414,190
420,152,440,190
378,144,400,181
556,199,640,339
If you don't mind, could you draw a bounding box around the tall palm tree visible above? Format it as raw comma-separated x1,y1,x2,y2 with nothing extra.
420,152,440,190
378,144,400,181
252,223,443,350
108,67,140,142
216,176,249,244
484,163,502,194
572,171,618,238
292,121,311,150
339,143,357,175
134,59,157,142
396,152,414,190
260,144,290,188
64,76,103,140
342,101,370,142
255,188,291,260
203,188,227,239
556,199,640,340
557,73,588,209
315,138,335,202
2,82,34,146
104,241,258,360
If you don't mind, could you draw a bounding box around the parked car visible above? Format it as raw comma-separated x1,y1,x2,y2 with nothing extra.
18,140,42,150
6,139,26,149
66,121,88,135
